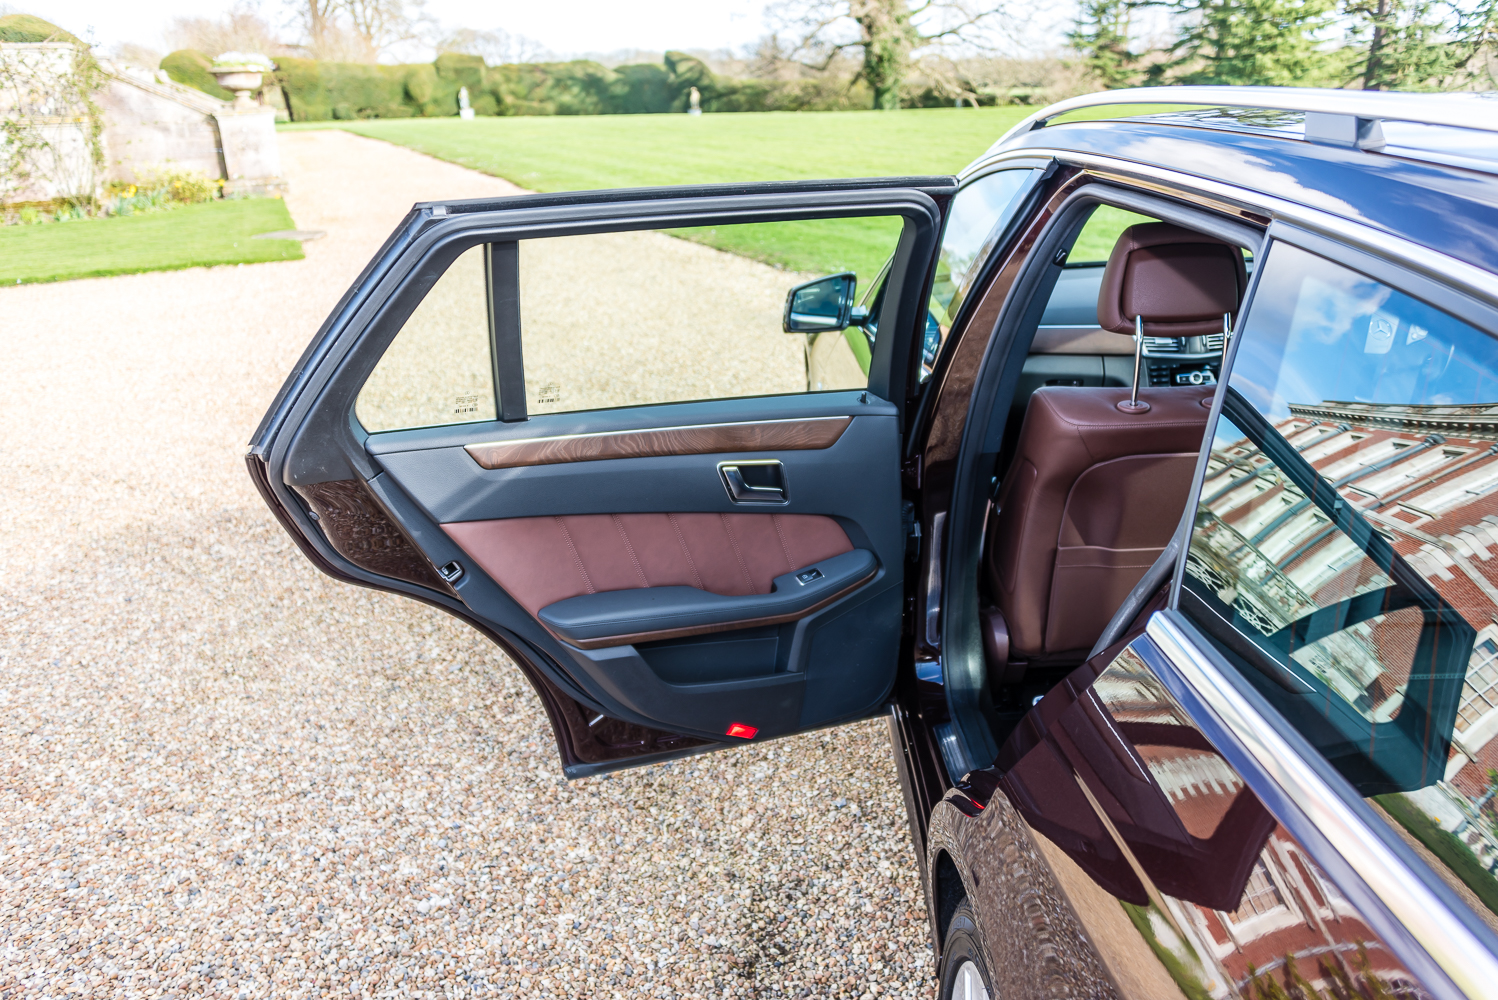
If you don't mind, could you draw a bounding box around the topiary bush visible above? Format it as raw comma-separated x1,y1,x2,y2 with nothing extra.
160,49,234,101
0,13,82,44
162,47,876,121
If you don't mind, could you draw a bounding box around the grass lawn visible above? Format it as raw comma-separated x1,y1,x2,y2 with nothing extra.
0,197,304,286
285,108,1030,281
1375,793,1498,916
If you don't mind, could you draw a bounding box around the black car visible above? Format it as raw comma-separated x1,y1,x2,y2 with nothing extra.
250,86,1498,1000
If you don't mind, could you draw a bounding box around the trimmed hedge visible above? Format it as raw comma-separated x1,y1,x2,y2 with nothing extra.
0,13,81,44
161,48,875,120
160,49,234,101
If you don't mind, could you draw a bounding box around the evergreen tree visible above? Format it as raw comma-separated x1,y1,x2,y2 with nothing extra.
1172,0,1338,85
1071,0,1142,88
1344,0,1497,89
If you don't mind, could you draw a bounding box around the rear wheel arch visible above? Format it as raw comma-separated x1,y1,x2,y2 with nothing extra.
933,848,967,953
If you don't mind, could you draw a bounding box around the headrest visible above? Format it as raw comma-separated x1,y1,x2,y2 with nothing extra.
1096,222,1248,337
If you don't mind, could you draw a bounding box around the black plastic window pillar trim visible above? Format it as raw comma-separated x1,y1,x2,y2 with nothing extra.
486,241,527,422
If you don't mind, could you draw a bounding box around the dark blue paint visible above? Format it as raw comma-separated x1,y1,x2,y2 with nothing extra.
1003,119,1498,276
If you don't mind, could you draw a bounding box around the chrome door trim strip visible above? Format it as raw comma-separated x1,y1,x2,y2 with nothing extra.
965,147,1498,308
1146,610,1498,1000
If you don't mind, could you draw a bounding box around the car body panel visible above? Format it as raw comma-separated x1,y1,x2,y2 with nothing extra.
888,90,1498,1000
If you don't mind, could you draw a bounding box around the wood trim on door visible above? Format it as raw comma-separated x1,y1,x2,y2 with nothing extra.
464,416,853,470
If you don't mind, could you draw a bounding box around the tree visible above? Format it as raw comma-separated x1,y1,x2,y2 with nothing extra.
768,0,1010,110
1344,0,1497,89
341,0,426,62
434,27,551,65
166,9,290,59
288,0,425,62
1070,0,1143,87
1170,0,1338,85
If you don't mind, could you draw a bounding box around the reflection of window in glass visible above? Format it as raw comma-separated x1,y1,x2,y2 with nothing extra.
928,169,1036,328
920,169,1038,380
1458,639,1498,733
356,246,495,433
1228,859,1287,922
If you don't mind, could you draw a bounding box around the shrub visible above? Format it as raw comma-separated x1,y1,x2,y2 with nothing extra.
0,13,81,44
169,46,883,121
274,56,414,121
138,167,220,205
161,49,234,101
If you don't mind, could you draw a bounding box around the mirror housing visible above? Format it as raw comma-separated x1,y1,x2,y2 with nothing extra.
783,272,857,333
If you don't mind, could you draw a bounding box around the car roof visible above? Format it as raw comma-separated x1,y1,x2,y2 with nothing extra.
972,86,1498,276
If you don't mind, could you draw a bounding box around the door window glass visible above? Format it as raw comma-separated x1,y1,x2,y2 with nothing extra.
922,168,1038,378
1183,240,1498,920
356,246,495,433
519,218,902,415
354,216,906,430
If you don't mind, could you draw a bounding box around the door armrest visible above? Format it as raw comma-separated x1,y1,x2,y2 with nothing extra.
538,549,878,648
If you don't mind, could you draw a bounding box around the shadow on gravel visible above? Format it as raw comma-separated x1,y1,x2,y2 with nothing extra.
0,507,933,997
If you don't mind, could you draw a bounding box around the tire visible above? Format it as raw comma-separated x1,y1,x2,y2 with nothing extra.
938,900,993,1000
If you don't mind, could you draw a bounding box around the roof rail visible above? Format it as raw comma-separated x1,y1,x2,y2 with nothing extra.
993,86,1498,149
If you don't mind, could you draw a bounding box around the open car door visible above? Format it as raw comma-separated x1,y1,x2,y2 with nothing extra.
247,179,951,775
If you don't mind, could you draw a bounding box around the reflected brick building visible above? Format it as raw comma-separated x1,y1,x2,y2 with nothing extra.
1098,657,1422,999
1194,400,1498,865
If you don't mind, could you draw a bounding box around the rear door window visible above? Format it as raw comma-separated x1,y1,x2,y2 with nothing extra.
355,215,907,432
1182,239,1498,919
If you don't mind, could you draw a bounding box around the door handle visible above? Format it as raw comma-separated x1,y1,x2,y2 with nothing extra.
718,460,788,504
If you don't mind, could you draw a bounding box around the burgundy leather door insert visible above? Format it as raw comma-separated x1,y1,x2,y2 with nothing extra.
444,512,854,618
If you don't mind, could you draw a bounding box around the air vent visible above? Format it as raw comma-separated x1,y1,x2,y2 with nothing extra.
1142,336,1182,355
1203,333,1226,352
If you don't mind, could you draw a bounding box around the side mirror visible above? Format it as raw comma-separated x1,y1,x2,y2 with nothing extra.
783,272,857,333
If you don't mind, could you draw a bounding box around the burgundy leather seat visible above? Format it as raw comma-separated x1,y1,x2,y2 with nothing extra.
983,223,1246,666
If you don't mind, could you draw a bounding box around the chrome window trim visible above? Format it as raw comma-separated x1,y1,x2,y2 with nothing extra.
1146,610,1498,1000
962,147,1498,310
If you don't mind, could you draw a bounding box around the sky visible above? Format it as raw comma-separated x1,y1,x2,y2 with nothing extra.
22,0,774,60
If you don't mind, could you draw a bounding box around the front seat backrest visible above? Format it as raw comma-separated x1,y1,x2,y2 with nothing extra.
986,222,1245,664
1096,221,1247,337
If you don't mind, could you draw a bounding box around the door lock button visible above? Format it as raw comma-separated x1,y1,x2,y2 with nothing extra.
796,568,824,585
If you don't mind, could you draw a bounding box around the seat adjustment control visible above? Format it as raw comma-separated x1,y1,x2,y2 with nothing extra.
796,568,824,585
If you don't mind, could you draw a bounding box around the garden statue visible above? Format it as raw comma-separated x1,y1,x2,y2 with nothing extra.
458,86,474,120
688,86,701,115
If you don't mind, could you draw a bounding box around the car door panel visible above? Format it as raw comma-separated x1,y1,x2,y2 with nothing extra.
252,180,947,770
930,628,1456,1000
450,511,858,623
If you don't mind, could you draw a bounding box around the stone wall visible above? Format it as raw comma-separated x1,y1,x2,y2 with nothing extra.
0,43,285,205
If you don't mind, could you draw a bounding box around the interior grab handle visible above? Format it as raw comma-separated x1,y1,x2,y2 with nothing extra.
718,460,788,504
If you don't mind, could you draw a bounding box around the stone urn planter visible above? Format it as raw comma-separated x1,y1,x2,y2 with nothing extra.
211,52,275,111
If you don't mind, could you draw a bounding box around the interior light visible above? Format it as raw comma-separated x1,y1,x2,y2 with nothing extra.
726,722,758,739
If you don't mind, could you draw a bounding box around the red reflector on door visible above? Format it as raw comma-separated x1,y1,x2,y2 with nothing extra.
726,722,758,739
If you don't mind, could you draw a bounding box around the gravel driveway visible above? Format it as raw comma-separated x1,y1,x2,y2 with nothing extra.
0,130,933,998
